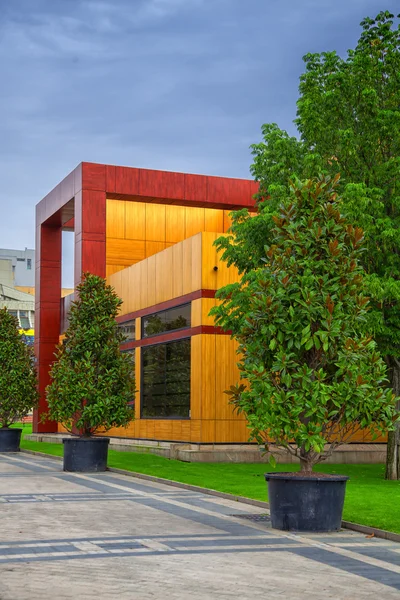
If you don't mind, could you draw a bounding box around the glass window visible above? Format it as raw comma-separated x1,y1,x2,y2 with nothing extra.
118,319,135,342
19,310,30,329
27,259,32,270
30,311,35,327
141,338,191,418
121,347,135,362
8,310,18,321
121,348,135,409
142,304,191,338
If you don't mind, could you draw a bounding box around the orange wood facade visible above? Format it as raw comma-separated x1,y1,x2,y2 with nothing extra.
95,232,249,443
106,200,233,277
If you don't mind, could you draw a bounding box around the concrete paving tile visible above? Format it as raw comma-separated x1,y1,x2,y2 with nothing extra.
1,451,400,599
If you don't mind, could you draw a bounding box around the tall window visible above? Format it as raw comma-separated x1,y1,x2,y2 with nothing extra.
27,259,32,270
141,338,191,418
19,310,31,329
142,304,191,338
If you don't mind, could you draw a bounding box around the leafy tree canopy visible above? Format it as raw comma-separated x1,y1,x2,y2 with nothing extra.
214,11,400,475
218,11,400,353
212,178,397,472
46,273,135,437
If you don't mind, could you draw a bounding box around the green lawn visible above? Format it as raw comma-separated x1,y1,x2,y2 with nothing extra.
15,423,400,534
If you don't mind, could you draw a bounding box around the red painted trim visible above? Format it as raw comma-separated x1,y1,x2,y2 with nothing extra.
116,289,216,323
120,324,230,350
36,162,258,228
63,217,74,230
199,325,230,335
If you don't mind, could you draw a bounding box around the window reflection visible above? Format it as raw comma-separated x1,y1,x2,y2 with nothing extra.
142,304,191,338
121,348,135,409
141,338,190,418
118,319,135,343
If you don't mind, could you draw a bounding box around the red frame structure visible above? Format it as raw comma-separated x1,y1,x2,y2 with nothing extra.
34,162,258,433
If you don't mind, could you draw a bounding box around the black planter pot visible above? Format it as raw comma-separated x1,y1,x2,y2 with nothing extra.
0,428,22,452
63,437,110,472
265,472,349,532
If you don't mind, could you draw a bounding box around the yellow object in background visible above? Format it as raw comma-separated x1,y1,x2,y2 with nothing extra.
19,329,34,337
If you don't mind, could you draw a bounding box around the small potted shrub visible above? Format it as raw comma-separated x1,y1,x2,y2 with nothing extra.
46,273,135,472
0,308,39,452
213,176,397,532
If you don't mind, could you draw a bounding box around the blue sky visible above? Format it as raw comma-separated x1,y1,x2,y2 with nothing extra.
0,0,397,286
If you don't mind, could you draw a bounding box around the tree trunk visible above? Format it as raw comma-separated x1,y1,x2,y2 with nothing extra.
386,429,398,480
385,357,400,480
299,446,314,473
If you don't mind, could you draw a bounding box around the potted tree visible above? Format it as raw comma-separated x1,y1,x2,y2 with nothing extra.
0,308,39,452
212,176,397,532
46,273,135,472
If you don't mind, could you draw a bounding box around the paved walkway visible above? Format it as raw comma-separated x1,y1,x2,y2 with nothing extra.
1,453,400,599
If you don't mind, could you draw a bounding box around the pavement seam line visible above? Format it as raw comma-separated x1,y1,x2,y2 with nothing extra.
20,449,400,544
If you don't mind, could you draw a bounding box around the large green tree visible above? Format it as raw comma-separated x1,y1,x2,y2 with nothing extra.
216,11,400,477
213,177,396,472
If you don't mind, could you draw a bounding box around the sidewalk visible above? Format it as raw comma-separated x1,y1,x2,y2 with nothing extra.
1,452,400,599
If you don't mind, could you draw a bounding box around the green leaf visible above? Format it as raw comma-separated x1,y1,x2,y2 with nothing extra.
305,338,314,351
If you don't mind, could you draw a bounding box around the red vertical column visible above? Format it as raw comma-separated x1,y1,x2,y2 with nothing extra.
33,224,62,433
74,189,106,285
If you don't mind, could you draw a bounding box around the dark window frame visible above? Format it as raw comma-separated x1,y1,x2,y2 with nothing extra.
140,336,191,420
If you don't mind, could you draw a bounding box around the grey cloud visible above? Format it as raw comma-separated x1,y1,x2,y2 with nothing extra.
0,0,398,287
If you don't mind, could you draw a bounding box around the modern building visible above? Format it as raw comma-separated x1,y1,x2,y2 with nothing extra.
0,247,35,287
33,162,382,459
0,253,35,345
0,281,35,345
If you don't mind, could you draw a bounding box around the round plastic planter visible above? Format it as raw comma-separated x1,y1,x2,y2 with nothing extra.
265,472,349,532
63,437,110,472
0,428,22,452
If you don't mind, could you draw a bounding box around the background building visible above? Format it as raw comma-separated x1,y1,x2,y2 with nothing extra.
0,247,35,288
0,250,35,345
0,281,35,345
0,248,72,346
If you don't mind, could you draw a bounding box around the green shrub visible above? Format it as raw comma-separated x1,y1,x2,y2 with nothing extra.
0,308,38,427
46,273,135,436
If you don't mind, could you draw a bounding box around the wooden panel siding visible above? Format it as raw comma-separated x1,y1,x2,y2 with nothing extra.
105,233,248,443
106,200,235,275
